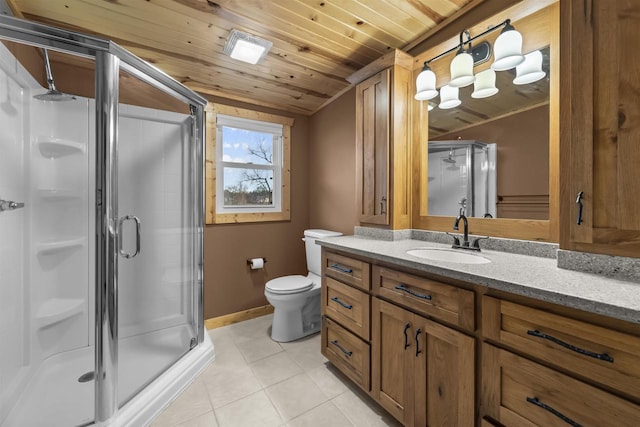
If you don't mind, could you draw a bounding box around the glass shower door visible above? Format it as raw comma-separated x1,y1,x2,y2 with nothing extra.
114,69,199,406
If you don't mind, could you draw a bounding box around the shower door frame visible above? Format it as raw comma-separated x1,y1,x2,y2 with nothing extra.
0,15,207,425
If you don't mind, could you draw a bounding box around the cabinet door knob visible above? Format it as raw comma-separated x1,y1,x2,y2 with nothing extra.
380,196,386,215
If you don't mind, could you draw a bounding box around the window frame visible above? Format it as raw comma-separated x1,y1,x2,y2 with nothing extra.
206,104,293,224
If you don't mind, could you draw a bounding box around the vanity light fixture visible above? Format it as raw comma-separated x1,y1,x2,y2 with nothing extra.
471,69,499,98
491,20,525,71
449,30,475,88
414,18,525,104
414,62,438,100
223,29,272,65
513,50,546,85
438,84,461,109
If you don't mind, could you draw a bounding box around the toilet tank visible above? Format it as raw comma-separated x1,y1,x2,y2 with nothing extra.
304,229,342,276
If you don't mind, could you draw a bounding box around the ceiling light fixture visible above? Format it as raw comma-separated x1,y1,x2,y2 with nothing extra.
223,29,272,65
414,18,525,106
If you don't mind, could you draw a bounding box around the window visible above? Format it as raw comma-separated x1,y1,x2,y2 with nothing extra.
206,104,293,224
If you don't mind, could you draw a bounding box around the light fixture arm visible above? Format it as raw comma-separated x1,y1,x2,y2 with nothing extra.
424,19,512,65
458,29,472,53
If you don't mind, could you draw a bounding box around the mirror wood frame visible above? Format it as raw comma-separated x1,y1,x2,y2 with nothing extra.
411,1,560,242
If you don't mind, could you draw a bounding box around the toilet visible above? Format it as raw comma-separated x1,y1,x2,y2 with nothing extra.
265,229,342,342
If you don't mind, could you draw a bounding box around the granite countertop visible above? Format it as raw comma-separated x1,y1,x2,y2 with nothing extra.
318,235,640,325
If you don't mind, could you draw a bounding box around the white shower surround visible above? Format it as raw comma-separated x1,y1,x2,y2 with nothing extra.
0,40,213,427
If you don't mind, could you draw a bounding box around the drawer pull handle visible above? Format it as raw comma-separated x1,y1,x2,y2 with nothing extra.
330,263,353,274
330,297,353,310
395,284,432,300
330,340,352,357
526,397,583,427
415,328,422,357
527,330,614,363
403,323,410,349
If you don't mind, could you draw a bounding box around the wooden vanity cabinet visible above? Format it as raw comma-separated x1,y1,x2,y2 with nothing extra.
322,248,640,426
562,0,640,258
371,266,475,426
321,250,372,392
354,50,413,229
481,295,640,426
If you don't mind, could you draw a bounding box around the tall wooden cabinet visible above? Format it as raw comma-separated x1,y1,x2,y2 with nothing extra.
354,49,413,229
562,0,640,258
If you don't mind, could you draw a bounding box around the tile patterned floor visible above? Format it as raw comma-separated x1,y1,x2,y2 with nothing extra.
151,314,402,427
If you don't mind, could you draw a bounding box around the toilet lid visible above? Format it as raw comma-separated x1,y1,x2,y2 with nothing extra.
266,275,313,294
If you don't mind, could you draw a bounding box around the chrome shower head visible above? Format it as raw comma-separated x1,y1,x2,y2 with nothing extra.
442,149,457,164
33,49,76,102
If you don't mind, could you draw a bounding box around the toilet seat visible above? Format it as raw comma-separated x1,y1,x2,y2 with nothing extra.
265,275,313,295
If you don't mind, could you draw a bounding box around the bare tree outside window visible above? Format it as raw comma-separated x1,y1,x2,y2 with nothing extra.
222,132,276,206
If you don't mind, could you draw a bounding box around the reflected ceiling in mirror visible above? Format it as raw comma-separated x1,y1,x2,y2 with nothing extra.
429,47,550,138
427,47,551,221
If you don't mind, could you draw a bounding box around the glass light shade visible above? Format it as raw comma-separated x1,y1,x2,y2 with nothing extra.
438,85,461,109
513,50,546,85
449,52,475,87
471,69,499,98
491,29,525,71
415,67,438,100
427,102,434,111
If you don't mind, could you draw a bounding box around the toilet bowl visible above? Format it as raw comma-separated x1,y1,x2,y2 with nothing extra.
264,229,342,342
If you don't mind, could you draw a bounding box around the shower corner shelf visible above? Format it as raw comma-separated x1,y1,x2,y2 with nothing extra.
36,237,85,255
36,137,85,158
36,298,85,329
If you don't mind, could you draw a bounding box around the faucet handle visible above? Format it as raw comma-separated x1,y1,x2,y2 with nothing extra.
445,232,461,247
471,236,490,250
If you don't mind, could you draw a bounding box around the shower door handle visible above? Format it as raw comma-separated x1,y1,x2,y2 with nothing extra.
118,215,141,259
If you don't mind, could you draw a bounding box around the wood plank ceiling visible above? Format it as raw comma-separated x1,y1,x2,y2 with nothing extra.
10,0,476,115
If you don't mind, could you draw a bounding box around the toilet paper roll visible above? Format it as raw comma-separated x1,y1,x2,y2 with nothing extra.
249,258,264,270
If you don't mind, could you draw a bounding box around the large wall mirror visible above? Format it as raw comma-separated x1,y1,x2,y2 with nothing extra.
412,0,559,242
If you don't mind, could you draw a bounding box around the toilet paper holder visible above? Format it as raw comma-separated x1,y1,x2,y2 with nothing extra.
246,257,267,266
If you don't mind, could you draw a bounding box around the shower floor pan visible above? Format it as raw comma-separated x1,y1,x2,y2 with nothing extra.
3,324,213,427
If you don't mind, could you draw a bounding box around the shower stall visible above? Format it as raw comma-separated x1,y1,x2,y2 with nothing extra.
0,15,213,426
427,140,497,218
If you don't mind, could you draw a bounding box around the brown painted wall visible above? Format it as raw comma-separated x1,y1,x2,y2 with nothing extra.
203,96,310,319
308,88,358,235
433,105,550,197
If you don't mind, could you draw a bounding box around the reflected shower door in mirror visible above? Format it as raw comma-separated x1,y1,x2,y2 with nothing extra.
427,46,550,220
428,141,496,218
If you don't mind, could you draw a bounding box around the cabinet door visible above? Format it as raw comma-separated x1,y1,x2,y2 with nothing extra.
563,0,640,257
356,69,389,225
413,314,475,427
371,298,413,424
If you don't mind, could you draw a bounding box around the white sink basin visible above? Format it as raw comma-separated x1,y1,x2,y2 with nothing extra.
406,248,491,264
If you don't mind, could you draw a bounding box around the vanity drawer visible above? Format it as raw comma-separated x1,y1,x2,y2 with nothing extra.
321,316,370,391
372,266,474,331
322,276,370,340
483,296,640,399
483,344,640,427
323,251,370,291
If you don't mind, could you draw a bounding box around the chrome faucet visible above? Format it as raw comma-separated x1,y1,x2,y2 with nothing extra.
448,214,489,251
